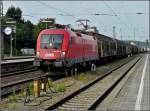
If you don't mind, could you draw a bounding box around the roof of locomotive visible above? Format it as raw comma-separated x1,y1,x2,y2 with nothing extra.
39,29,96,41
39,29,135,47
39,29,69,34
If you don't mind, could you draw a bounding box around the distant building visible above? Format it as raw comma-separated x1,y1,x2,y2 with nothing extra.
21,48,35,55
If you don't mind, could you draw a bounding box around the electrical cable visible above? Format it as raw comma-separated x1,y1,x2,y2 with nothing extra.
103,1,131,33
37,1,78,20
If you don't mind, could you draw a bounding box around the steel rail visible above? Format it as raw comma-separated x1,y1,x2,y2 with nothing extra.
1,70,66,97
46,56,141,110
1,67,38,78
88,57,141,110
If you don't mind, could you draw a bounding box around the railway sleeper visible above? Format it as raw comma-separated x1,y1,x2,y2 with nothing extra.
67,101,93,105
57,106,87,110
65,101,92,105
72,96,97,100
75,93,100,98
60,104,88,108
75,95,98,100
68,97,95,101
67,99,95,104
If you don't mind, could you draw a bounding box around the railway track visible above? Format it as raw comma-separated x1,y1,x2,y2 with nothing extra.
1,69,66,97
46,56,141,110
1,67,38,78
1,70,42,96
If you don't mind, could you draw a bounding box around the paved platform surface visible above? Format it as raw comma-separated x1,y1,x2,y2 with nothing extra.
1,58,34,64
108,54,149,110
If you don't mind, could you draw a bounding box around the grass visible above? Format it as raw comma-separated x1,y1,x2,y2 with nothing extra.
7,103,17,109
18,85,24,98
8,86,17,102
54,83,66,92
48,78,54,88
28,82,33,96
8,95,17,103
7,86,18,109
78,73,87,81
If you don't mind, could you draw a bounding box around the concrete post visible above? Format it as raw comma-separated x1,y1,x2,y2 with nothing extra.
10,35,13,57
1,33,4,59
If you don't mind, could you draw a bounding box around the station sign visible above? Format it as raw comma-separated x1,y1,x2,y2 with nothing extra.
40,18,56,23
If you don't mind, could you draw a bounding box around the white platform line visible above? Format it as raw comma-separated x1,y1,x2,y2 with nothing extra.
135,54,148,110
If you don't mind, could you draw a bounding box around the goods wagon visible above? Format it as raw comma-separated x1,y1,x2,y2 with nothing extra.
93,33,133,59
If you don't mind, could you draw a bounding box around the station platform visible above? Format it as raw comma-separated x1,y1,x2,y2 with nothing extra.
1,58,34,64
108,54,149,110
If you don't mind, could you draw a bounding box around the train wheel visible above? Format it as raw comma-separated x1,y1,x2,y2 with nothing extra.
65,68,71,77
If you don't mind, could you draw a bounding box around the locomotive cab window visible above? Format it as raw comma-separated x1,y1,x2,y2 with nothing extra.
41,34,64,49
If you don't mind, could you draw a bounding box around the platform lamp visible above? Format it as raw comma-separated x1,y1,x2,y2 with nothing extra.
6,20,16,57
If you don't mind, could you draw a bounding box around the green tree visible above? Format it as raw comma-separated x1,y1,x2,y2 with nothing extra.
4,6,36,55
33,18,56,40
6,6,16,18
14,7,22,21
33,22,46,40
6,6,22,22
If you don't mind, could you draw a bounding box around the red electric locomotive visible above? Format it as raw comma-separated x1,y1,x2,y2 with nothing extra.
34,28,99,72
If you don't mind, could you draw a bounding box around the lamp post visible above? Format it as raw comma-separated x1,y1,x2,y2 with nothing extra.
6,20,16,57
4,27,13,56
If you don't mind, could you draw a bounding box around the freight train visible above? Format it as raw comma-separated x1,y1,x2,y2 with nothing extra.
34,27,141,73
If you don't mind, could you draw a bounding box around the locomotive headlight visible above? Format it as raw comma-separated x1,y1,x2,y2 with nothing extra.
36,52,40,58
61,51,66,58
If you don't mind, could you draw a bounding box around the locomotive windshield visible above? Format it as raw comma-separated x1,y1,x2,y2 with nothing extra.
41,34,64,49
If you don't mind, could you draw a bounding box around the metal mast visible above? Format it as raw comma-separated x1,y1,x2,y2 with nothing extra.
113,26,116,38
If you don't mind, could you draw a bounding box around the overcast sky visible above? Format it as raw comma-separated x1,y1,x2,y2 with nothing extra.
3,1,149,42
